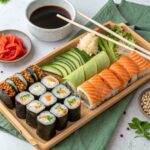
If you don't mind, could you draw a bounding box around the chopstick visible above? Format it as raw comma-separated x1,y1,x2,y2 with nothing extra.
56,14,150,61
78,11,150,57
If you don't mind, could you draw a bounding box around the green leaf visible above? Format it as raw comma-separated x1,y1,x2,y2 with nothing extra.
128,123,137,129
0,0,9,3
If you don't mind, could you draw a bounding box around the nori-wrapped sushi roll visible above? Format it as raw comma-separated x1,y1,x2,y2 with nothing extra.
28,82,46,99
37,111,56,140
27,68,39,82
50,103,68,130
15,91,34,119
41,75,59,90
6,79,19,94
26,100,45,128
39,92,57,110
64,96,81,121
52,84,71,103
15,73,28,87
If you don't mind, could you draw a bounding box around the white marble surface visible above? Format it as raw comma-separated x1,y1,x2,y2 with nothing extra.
0,0,150,150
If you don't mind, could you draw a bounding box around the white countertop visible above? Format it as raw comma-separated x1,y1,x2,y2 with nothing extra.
0,0,150,150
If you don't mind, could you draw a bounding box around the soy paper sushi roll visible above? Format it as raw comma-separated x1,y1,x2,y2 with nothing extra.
39,92,57,110
41,75,59,90
50,103,68,130
52,84,71,103
37,111,56,140
64,96,81,121
26,100,45,128
15,91,34,119
29,82,46,99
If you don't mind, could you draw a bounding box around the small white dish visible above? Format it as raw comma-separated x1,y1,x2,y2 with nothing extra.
0,29,32,63
25,0,76,42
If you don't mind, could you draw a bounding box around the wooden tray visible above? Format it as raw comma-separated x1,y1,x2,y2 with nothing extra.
0,22,150,150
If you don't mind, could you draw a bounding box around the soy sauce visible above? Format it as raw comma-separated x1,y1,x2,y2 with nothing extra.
30,6,71,29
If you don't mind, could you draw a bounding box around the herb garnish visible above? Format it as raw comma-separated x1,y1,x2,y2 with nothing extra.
0,0,9,4
129,117,150,140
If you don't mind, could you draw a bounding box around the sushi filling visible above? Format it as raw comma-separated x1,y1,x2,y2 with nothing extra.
29,82,46,97
39,92,57,106
37,111,56,125
52,84,71,99
41,75,59,89
64,96,81,109
50,103,68,117
16,91,34,105
27,100,45,113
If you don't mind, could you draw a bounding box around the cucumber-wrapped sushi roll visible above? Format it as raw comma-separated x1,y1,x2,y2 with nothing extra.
52,84,71,103
50,103,68,130
29,82,46,99
15,91,34,119
37,111,56,140
64,96,81,121
26,100,45,128
41,75,59,90
39,92,57,110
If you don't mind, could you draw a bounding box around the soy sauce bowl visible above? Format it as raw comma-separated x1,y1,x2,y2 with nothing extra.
26,0,76,42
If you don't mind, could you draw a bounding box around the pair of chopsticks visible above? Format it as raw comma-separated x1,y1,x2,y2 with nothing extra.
57,11,150,61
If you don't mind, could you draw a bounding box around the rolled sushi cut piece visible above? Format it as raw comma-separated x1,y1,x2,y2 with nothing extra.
26,100,45,128
99,69,122,95
39,92,57,110
37,111,56,140
64,96,81,121
128,52,150,78
93,51,110,72
15,91,34,119
50,103,68,130
29,82,46,99
6,79,19,93
41,75,59,90
52,84,71,103
27,68,39,82
117,56,139,84
15,73,28,87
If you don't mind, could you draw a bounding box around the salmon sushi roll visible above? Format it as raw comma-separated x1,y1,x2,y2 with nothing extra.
99,69,122,95
117,56,139,84
128,52,150,78
110,62,130,88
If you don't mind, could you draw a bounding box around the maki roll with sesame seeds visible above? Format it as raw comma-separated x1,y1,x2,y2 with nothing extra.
37,111,56,140
50,103,68,130
41,75,59,90
28,82,46,99
39,92,57,110
52,84,71,103
64,96,81,122
26,100,45,128
15,91,34,119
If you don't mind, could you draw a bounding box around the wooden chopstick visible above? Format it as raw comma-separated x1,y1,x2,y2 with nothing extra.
78,11,150,57
57,14,150,61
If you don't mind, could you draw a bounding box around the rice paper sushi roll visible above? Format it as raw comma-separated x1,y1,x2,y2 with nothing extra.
39,92,57,110
41,75,59,90
26,100,45,128
64,96,81,121
37,111,56,140
50,103,68,130
29,82,46,99
15,91,34,119
52,84,71,103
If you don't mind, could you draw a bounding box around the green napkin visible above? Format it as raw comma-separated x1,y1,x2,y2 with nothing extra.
0,0,150,149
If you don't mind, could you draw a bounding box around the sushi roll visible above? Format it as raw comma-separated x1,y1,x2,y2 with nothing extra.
26,100,45,128
64,96,81,121
29,82,46,99
37,111,56,140
27,68,39,82
15,73,28,88
39,92,57,110
15,91,34,119
52,84,71,103
41,75,59,90
50,103,68,130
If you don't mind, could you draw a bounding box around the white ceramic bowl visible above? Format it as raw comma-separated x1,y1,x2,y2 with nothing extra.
26,0,76,42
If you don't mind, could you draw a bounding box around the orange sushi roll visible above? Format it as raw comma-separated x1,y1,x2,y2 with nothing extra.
110,62,130,88
128,52,150,77
99,69,123,95
117,56,139,83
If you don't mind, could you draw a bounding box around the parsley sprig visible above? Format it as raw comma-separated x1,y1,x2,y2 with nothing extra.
0,0,9,3
129,117,150,140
